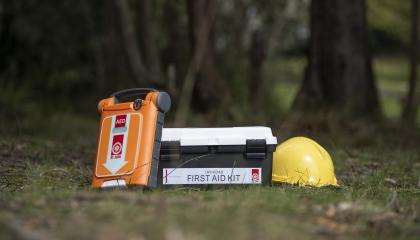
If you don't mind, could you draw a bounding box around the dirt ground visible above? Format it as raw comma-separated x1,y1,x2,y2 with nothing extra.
1,113,420,240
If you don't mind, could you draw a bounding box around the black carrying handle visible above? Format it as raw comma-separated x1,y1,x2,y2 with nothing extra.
111,88,157,103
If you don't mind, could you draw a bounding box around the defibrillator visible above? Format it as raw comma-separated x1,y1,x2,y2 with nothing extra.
91,88,171,189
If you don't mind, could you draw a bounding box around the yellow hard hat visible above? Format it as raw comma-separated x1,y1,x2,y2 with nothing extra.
272,137,338,187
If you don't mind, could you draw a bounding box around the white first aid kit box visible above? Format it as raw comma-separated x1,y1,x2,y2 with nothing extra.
157,127,277,186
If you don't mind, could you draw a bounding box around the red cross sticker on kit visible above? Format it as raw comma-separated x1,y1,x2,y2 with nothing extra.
252,168,260,183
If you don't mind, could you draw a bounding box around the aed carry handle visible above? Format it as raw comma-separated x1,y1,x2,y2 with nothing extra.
112,88,157,103
111,88,171,113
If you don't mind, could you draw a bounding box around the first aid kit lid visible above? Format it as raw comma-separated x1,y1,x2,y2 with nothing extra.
161,127,277,146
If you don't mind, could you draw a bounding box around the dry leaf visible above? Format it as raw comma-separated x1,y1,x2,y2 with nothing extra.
316,217,338,230
384,178,397,187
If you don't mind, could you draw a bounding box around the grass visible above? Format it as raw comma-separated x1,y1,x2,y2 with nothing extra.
1,112,420,240
1,56,420,239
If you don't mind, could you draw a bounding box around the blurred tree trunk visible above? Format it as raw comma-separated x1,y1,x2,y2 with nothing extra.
136,0,163,85
114,0,162,86
249,29,267,108
0,0,7,73
188,0,220,113
114,0,148,85
103,0,132,90
83,2,106,91
174,0,216,126
402,0,419,123
0,1,15,76
161,0,188,98
293,0,380,116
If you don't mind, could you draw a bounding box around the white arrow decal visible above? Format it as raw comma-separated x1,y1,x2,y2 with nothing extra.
103,159,127,174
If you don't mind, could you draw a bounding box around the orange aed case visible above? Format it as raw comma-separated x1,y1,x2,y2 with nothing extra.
91,88,171,189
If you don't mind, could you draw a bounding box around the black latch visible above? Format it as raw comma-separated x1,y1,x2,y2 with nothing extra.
246,139,266,160
160,141,180,161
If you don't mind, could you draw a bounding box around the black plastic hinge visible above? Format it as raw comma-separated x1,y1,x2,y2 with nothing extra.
160,141,180,161
246,139,266,160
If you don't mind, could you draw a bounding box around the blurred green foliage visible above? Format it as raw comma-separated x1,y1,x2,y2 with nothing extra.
0,0,415,125
368,0,410,53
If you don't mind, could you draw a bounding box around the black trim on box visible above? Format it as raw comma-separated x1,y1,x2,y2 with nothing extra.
217,145,245,153
160,141,180,161
148,111,165,188
148,158,158,188
246,139,266,160
181,146,209,153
